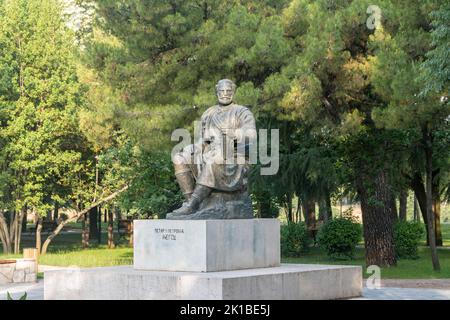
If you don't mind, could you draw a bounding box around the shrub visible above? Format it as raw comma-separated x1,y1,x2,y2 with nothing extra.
393,221,424,259
317,217,362,260
280,222,310,257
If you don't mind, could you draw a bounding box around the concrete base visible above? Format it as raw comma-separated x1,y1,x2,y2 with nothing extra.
44,264,362,300
134,219,280,272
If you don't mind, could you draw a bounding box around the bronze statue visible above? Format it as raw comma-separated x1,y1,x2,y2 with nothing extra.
167,79,256,220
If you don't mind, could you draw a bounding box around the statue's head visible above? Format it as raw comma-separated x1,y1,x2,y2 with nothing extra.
216,79,236,106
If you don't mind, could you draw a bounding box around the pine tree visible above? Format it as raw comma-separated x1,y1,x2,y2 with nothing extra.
370,1,449,270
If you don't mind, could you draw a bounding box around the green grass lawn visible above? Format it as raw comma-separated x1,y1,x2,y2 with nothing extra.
2,245,449,280
282,246,450,279
38,246,133,267
440,223,450,246
1,222,449,280
7,230,129,253
1,246,133,268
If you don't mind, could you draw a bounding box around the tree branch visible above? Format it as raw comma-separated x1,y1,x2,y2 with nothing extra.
40,185,129,254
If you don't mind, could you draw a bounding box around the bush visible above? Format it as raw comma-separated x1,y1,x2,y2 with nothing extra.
317,217,362,260
393,221,424,259
280,222,310,257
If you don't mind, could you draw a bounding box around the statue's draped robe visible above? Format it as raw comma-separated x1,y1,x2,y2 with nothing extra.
179,104,256,192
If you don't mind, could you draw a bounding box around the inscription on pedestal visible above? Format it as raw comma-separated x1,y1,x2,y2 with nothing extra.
134,219,280,272
155,228,184,241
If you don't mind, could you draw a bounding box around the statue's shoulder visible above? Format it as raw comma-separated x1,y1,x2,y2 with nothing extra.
233,104,249,111
233,104,254,117
201,105,220,118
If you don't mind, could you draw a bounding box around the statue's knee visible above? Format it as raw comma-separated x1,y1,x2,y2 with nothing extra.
172,152,186,165
173,155,191,174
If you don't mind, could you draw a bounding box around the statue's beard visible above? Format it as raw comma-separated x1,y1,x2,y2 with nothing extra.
218,97,233,106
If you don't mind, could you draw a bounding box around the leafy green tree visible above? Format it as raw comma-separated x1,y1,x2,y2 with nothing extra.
275,0,406,267
370,0,449,270
82,0,448,270
0,0,114,254
82,1,296,221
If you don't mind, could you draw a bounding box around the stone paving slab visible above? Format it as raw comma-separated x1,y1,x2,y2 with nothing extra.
377,279,450,289
1,279,449,300
0,280,44,300
355,287,450,300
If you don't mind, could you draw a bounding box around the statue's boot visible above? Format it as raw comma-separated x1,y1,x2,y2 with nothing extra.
168,184,211,217
175,170,195,201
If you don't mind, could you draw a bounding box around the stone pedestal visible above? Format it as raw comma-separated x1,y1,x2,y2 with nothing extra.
44,264,362,300
134,219,280,272
44,218,363,300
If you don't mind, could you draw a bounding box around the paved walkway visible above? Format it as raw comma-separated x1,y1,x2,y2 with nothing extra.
0,280,44,300
1,281,449,300
378,279,450,289
357,287,450,300
2,268,450,301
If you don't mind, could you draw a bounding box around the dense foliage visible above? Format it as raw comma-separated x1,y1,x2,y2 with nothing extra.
317,217,362,260
0,0,448,265
280,222,310,257
393,221,425,259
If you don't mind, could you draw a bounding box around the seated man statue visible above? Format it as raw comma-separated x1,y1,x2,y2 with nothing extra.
166,79,257,220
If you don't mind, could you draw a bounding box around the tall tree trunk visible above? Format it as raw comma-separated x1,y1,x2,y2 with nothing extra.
0,211,11,254
410,172,429,237
399,190,408,221
0,226,8,253
36,216,43,254
286,193,293,223
390,194,398,221
46,210,52,221
302,200,316,228
296,200,302,223
22,205,28,233
14,208,26,254
12,211,19,254
432,169,442,246
129,220,133,246
256,191,272,218
357,169,397,267
53,203,59,221
8,211,16,251
325,193,332,222
82,213,89,248
413,195,420,221
423,126,440,271
292,198,301,223
108,208,115,249
302,200,316,241
89,206,98,240
98,207,102,244
318,200,327,222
